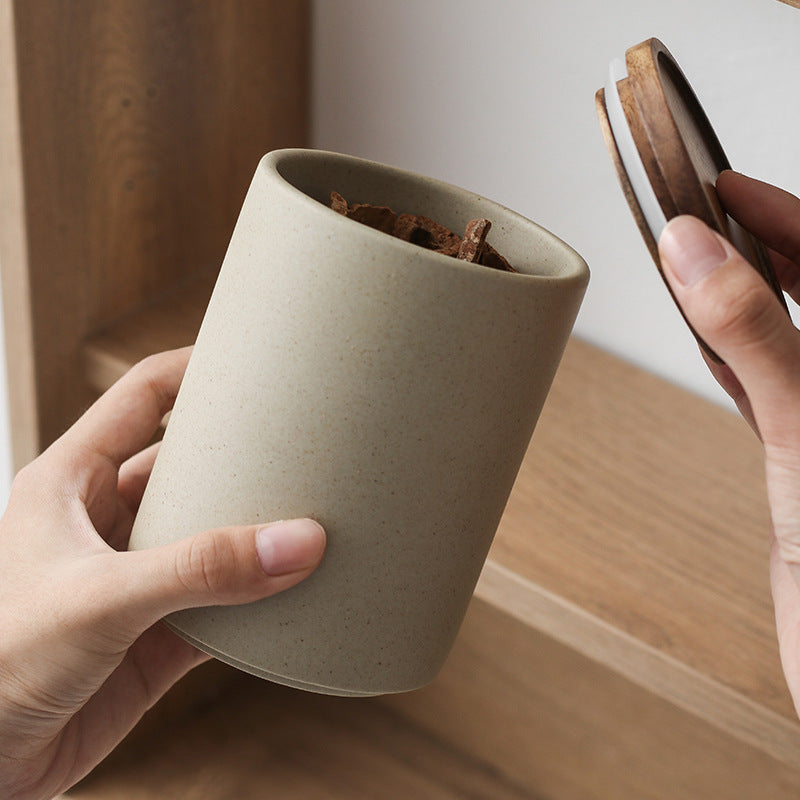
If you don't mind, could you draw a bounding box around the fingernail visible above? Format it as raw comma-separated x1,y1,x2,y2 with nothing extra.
256,519,325,576
659,216,728,287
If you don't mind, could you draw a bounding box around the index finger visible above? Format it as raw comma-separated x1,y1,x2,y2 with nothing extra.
60,347,192,469
717,171,800,268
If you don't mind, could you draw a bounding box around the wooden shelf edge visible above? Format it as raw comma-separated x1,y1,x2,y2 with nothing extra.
81,267,218,394
82,340,131,395
476,558,800,770
66,654,534,800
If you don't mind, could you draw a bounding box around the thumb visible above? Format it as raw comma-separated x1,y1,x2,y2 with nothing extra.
659,216,800,582
658,215,800,444
117,518,326,634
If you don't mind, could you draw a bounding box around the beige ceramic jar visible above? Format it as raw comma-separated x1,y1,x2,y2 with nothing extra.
129,149,589,696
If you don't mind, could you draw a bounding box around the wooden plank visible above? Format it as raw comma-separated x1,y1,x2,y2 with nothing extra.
3,1,309,468
67,599,800,799
476,560,800,769
379,598,800,800
485,339,795,735
82,268,216,393
67,638,531,800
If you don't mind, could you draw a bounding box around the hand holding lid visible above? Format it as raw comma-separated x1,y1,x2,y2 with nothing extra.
596,38,787,362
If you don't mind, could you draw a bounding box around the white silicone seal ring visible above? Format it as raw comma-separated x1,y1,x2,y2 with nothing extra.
604,58,668,241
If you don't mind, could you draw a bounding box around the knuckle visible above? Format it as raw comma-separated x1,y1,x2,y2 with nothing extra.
175,532,237,603
9,462,35,493
701,279,781,349
127,352,160,380
765,447,800,566
6,460,55,507
127,354,166,396
777,534,800,569
121,353,177,420
775,227,800,269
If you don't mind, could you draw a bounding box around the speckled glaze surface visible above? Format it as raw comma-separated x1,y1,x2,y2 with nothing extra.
128,149,589,696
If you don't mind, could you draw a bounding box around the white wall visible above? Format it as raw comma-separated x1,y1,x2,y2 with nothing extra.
2,1,799,503
312,0,800,406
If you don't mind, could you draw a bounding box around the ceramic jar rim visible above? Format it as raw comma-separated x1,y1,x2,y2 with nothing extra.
261,148,590,287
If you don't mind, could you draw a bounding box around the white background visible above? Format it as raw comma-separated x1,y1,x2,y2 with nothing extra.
1,0,799,504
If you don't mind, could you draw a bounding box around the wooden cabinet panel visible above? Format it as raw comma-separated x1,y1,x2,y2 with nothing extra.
0,0,309,466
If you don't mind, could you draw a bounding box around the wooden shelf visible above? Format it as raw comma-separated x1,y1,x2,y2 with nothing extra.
83,269,218,394
81,275,800,783
68,599,800,800
66,651,533,800
480,340,799,766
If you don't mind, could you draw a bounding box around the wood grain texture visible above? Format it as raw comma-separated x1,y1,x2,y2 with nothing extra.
82,268,216,393
486,339,796,752
68,632,532,800
66,600,800,799
476,561,800,769
379,598,800,800
2,0,309,468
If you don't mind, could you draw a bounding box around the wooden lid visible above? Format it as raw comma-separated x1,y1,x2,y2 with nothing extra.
596,38,786,362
